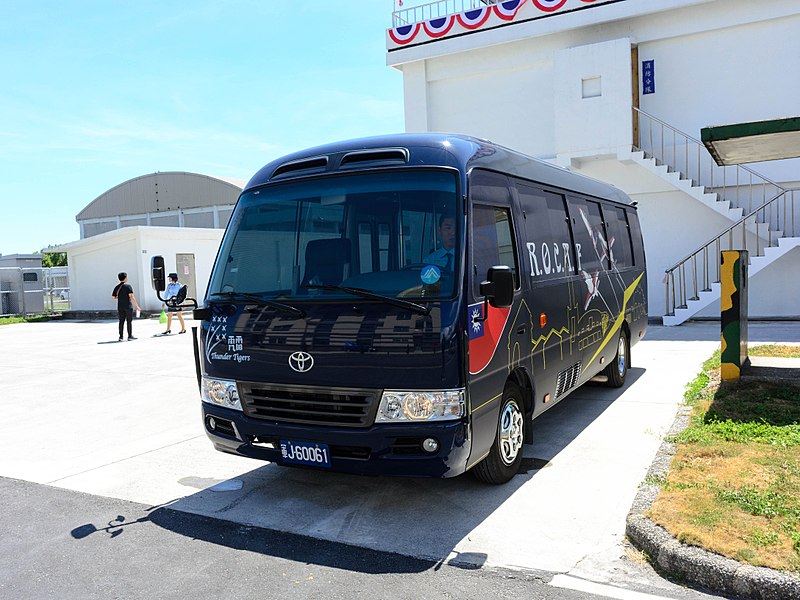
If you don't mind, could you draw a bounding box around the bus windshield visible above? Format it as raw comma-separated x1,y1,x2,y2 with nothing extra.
208,170,460,302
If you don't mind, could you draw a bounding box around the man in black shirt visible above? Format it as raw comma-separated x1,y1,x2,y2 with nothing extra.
112,272,142,341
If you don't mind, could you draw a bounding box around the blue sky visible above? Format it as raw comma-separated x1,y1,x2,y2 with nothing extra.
0,1,404,255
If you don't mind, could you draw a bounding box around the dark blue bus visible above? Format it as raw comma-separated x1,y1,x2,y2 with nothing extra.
169,134,647,484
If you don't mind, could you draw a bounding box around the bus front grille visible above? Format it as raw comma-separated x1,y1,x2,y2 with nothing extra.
238,382,379,427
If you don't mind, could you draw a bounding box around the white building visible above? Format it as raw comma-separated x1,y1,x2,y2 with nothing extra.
57,226,224,314
387,0,800,322
60,171,241,313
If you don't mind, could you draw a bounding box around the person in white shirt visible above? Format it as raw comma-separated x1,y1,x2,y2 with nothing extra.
162,273,187,335
423,214,456,270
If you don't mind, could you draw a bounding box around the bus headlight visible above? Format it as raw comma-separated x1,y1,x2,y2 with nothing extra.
201,377,242,411
376,389,464,422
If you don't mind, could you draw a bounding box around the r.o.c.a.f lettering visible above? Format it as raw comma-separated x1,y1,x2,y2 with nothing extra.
527,241,582,277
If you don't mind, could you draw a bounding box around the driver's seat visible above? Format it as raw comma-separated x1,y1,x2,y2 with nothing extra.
301,238,351,287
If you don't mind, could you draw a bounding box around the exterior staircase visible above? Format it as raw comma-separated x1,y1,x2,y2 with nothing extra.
631,108,799,326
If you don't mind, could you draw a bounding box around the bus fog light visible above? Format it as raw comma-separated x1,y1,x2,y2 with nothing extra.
208,416,217,430
422,438,439,453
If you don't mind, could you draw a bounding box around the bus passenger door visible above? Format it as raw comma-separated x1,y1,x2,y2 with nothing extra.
513,183,578,408
566,196,618,377
466,170,523,468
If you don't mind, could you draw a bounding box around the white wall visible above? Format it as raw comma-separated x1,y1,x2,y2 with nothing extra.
554,38,633,158
636,8,800,183
68,236,139,314
694,247,800,319
422,36,559,158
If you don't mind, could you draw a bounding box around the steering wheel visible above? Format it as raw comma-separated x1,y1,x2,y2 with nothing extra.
401,263,430,271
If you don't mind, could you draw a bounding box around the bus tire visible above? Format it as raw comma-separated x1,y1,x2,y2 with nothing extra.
472,385,525,485
603,330,629,388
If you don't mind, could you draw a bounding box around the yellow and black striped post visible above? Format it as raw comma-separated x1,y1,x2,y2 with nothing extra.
720,250,749,381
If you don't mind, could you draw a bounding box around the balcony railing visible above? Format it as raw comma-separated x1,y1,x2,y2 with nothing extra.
392,0,497,27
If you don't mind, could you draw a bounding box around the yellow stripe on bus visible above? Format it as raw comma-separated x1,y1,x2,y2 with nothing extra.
583,273,644,373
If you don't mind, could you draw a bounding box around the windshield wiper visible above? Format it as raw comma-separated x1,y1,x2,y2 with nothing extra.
209,291,306,318
302,284,430,316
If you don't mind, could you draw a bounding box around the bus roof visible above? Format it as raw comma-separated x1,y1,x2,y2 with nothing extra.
244,133,632,206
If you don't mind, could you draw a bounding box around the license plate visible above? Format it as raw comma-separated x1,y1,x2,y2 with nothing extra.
280,440,331,468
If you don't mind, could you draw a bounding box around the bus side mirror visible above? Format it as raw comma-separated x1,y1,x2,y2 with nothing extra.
151,255,166,292
479,266,514,309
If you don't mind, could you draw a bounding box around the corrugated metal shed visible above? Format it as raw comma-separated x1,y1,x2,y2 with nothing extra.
76,171,244,220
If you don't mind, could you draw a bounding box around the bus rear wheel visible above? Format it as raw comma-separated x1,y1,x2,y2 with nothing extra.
603,330,629,388
472,385,525,485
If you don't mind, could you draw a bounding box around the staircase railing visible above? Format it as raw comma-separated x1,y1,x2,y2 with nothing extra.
633,107,785,215
664,189,798,316
392,0,494,28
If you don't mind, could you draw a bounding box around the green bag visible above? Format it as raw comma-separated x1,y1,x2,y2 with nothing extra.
159,308,168,325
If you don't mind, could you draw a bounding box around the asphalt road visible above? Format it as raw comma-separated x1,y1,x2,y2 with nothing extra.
0,476,595,600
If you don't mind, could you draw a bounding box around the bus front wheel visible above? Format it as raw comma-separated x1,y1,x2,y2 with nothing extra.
472,385,525,484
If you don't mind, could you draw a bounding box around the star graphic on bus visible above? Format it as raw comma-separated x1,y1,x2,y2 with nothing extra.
580,269,601,309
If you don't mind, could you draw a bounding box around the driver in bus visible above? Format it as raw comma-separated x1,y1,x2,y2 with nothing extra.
423,214,456,271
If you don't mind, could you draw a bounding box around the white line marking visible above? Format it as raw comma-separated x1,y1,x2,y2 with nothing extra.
550,575,673,600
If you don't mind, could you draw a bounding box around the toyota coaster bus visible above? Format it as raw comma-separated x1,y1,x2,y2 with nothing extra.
170,134,647,484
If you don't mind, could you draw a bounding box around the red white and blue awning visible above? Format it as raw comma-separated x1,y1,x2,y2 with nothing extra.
387,0,621,49
531,0,568,12
422,15,455,38
456,7,492,30
388,22,421,45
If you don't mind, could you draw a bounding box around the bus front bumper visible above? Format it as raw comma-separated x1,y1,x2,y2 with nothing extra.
202,403,471,478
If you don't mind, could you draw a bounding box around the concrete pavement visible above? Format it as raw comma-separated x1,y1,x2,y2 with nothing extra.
1,317,797,595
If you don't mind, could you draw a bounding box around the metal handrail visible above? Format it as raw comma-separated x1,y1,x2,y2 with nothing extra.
664,189,798,316
633,107,785,216
391,0,495,28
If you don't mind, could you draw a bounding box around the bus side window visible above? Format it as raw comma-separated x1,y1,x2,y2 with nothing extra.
515,183,575,279
602,205,634,269
471,204,519,298
627,209,645,267
567,197,607,273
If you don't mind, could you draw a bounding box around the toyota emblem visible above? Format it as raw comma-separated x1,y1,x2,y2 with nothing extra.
288,351,314,373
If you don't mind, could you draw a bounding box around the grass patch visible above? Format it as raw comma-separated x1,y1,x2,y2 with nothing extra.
0,315,51,326
750,345,800,359
649,345,800,574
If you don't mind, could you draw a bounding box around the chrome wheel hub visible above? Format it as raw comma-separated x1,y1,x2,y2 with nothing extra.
499,400,524,466
617,335,627,376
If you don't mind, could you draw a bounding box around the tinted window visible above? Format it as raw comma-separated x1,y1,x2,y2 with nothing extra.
627,209,645,267
470,170,511,206
602,205,633,269
471,205,518,297
515,183,575,280
208,170,459,300
567,198,608,273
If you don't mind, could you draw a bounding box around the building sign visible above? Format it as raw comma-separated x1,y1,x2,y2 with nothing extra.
642,60,655,95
